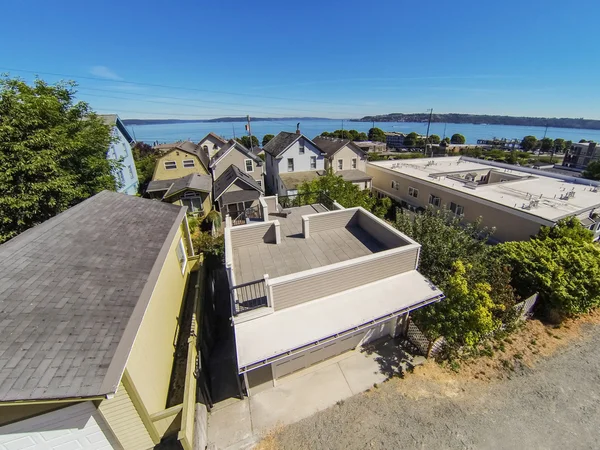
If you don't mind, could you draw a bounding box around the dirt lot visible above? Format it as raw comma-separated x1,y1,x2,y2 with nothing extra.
258,315,600,450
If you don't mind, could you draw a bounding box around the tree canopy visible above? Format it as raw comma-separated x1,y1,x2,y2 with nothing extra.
368,127,386,143
540,137,554,152
428,134,441,144
262,134,274,146
404,132,420,147
132,142,157,193
298,170,376,211
520,135,538,151
236,135,259,149
321,129,368,141
553,138,566,153
450,133,466,144
0,76,116,243
494,217,600,316
583,161,600,181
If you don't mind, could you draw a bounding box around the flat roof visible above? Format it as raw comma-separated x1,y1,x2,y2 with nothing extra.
234,270,443,369
369,157,600,222
0,191,185,401
232,206,387,284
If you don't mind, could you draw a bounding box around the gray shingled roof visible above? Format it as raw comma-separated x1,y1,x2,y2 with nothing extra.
214,165,263,201
164,173,213,198
210,140,261,168
154,141,210,171
262,132,303,158
0,191,186,401
311,136,365,158
200,132,227,146
336,169,373,182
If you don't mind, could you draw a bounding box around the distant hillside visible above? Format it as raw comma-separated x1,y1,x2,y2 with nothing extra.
355,113,600,130
122,117,331,126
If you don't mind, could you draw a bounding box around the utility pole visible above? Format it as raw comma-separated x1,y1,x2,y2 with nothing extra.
232,124,236,139
442,123,447,140
246,115,254,152
341,119,344,139
425,108,433,157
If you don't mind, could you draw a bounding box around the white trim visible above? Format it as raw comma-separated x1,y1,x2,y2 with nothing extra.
176,238,187,275
245,158,254,173
164,160,177,170
272,134,327,158
214,174,263,201
182,159,195,168
337,159,343,170
210,141,260,169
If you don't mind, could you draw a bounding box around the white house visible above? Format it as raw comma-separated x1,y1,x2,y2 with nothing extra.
100,114,139,195
263,130,326,196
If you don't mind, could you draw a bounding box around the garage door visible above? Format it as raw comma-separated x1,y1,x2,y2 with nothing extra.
0,402,118,450
273,331,366,379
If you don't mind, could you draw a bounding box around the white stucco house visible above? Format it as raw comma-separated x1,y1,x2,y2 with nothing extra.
263,129,326,196
100,114,139,195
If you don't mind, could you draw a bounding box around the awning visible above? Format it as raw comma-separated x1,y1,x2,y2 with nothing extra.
234,270,443,370
220,190,261,205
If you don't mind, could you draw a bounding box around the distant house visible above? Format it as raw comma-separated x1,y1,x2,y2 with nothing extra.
198,132,228,158
209,139,264,189
263,130,326,196
0,191,202,450
152,141,211,181
100,114,139,195
354,140,387,153
146,173,213,216
312,136,372,190
213,164,264,223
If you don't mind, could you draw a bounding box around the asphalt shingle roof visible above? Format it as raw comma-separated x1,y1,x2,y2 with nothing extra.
164,173,213,198
262,132,302,158
214,165,263,201
154,141,210,171
0,191,185,401
312,136,365,158
210,140,261,168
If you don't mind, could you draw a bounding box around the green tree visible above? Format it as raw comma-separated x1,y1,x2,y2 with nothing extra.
540,137,553,152
298,170,376,211
508,150,518,164
520,135,538,151
132,142,158,193
442,137,451,145
553,138,566,153
356,132,368,141
404,132,420,147
0,76,117,243
450,133,466,144
428,134,441,144
236,135,259,149
583,160,600,181
262,134,274,146
494,217,600,316
372,196,392,219
368,127,386,143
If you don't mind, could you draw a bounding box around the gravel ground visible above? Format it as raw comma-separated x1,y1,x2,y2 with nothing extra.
266,322,600,450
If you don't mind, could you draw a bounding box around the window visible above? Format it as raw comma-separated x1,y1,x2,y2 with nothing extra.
164,161,177,170
352,158,357,169
245,159,254,172
127,165,134,178
391,180,399,190
450,202,464,216
183,159,195,168
175,238,187,275
256,179,262,188
408,187,419,198
181,196,203,213
117,170,125,185
202,145,209,152
429,194,441,207
287,158,294,172
338,159,343,170
299,142,305,154
310,156,317,169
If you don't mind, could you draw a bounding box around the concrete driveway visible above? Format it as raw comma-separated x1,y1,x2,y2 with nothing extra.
207,339,420,449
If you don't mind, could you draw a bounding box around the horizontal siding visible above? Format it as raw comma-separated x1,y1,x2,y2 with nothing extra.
272,247,418,311
357,210,409,249
309,209,358,234
230,223,276,248
98,382,154,450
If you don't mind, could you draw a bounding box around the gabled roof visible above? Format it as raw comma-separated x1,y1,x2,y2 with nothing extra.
210,139,262,169
199,132,227,146
164,173,212,198
214,164,263,201
263,131,324,158
312,136,366,158
98,114,134,144
154,141,210,171
0,191,186,401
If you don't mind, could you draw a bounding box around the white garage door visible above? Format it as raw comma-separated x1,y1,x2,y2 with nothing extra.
0,402,118,450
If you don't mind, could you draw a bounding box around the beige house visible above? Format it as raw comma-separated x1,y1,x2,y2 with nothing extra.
225,203,443,394
209,139,264,189
198,132,228,159
312,136,372,190
368,156,600,242
214,164,264,224
0,192,203,450
146,172,213,216
153,141,211,181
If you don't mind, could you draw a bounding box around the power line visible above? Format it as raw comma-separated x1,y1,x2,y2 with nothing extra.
0,66,369,109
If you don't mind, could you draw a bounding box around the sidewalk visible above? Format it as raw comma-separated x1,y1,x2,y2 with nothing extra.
207,339,423,449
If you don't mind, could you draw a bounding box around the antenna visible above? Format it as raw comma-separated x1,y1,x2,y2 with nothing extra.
246,115,254,152
425,108,433,157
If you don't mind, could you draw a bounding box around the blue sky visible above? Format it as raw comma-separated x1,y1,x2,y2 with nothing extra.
1,0,599,119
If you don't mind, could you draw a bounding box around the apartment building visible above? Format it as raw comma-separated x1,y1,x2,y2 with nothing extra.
224,202,443,394
368,156,600,242
384,131,406,149
562,142,600,170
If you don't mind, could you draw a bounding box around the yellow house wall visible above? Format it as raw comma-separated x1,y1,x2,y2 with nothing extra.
368,165,544,242
153,150,209,181
125,223,191,416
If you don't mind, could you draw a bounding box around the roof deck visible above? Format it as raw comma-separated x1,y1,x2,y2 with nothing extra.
232,205,387,284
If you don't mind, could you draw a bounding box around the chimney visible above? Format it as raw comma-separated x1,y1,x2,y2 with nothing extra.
296,122,301,135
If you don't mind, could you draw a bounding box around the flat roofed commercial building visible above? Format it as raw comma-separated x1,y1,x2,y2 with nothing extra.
368,156,600,242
